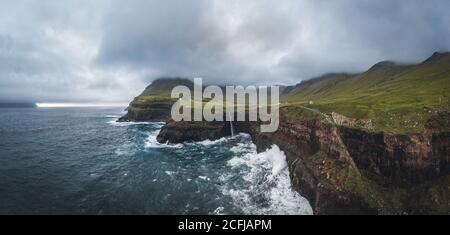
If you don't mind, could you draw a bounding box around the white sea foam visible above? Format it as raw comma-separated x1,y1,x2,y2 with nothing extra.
213,207,225,215
223,145,313,215
165,171,175,176
114,142,139,156
198,176,210,181
110,117,311,214
230,142,256,155
195,137,229,146
144,130,184,149
105,115,121,118
193,133,249,146
107,120,162,127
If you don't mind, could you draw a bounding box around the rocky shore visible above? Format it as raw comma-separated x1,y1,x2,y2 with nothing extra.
117,52,450,214
153,107,450,214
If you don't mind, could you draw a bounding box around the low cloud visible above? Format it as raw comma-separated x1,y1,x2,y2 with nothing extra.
0,0,449,102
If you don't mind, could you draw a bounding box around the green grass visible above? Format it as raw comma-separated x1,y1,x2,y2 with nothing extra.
283,54,450,133
281,104,326,123
128,56,450,134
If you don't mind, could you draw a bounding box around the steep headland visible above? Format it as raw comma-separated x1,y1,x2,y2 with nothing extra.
119,52,450,214
118,78,192,122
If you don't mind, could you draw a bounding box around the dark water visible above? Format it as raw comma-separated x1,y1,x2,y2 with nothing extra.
0,107,311,215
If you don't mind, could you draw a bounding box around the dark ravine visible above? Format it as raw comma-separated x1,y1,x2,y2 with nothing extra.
155,108,450,215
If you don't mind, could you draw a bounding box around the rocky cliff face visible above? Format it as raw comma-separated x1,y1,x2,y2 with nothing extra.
336,112,450,185
156,108,450,214
248,118,379,214
338,127,449,184
326,112,373,130
157,119,232,143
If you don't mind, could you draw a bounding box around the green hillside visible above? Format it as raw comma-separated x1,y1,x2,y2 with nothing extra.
120,78,193,121
130,78,193,109
124,53,450,133
282,52,450,133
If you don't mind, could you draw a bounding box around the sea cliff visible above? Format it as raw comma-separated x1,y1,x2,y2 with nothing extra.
118,52,450,214
155,107,449,214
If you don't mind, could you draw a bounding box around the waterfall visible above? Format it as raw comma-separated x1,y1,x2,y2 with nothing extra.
228,112,235,136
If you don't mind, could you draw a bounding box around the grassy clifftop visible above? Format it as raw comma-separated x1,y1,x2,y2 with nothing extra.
120,78,193,121
123,52,450,133
282,52,450,133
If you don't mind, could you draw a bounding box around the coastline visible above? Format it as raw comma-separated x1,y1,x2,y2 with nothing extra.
118,106,449,214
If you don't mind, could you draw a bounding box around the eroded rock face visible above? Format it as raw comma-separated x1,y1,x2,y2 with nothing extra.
157,119,231,143
326,112,373,130
333,111,450,185
425,111,450,132
338,128,449,184
250,120,379,214
155,111,449,214
156,116,377,214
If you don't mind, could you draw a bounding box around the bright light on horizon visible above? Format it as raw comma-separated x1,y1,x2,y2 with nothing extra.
36,103,128,108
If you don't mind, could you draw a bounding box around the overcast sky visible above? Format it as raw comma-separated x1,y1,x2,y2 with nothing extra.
0,0,449,103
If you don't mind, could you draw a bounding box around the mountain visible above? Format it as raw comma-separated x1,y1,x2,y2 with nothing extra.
283,52,450,133
120,52,450,132
119,52,450,214
119,78,193,122
140,78,194,97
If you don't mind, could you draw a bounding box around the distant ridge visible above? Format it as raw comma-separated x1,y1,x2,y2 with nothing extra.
367,61,401,71
422,51,450,64
122,52,449,132
141,78,193,96
283,51,450,133
0,102,36,108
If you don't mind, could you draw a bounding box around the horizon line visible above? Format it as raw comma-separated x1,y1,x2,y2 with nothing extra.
36,102,128,108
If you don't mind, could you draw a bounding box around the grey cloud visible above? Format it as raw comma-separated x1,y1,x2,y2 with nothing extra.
0,0,449,102
96,0,450,86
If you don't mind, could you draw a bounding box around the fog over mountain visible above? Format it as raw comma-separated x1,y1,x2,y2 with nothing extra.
0,0,449,103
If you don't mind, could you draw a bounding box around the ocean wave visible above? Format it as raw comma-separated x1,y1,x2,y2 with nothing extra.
190,133,250,146
223,145,313,215
165,171,175,176
107,120,165,127
198,176,210,181
230,142,256,155
144,130,184,149
114,143,139,156
105,115,122,118
213,207,225,215
195,137,229,146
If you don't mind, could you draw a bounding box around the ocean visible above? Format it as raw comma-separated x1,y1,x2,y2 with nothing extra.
0,107,312,215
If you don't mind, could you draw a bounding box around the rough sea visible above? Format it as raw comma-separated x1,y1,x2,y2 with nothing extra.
0,107,312,215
